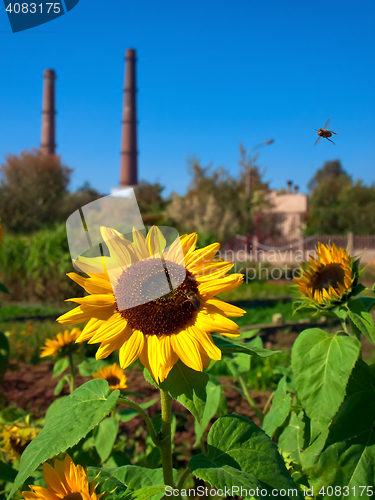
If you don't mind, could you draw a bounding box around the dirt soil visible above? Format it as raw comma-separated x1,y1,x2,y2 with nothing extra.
1,361,270,449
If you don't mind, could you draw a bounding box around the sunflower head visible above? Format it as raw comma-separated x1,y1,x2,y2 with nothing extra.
40,328,81,359
57,226,245,383
22,454,103,500
0,421,40,463
92,362,127,390
294,242,361,310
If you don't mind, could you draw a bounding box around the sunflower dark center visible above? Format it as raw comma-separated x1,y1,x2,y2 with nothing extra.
312,263,346,292
63,493,83,500
107,376,120,386
114,258,199,336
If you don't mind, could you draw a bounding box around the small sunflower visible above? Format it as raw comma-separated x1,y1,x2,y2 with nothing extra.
22,455,102,500
92,362,128,390
40,328,81,358
294,242,355,307
57,226,244,383
0,421,40,463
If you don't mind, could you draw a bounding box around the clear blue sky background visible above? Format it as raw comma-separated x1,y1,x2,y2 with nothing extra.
1,0,374,197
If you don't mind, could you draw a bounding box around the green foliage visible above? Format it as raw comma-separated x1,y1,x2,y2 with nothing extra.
292,328,361,440
145,361,209,424
0,149,72,234
166,151,274,244
8,379,119,498
0,331,9,382
190,414,302,499
0,224,83,302
305,159,375,235
263,376,291,438
194,379,221,445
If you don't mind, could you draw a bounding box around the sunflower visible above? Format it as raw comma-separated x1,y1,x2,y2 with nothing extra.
0,421,40,463
294,242,355,305
40,328,81,358
92,362,128,390
57,226,244,383
22,455,102,500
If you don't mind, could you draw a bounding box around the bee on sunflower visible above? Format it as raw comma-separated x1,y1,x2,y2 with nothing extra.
57,226,245,383
293,242,363,312
92,362,127,390
22,455,102,500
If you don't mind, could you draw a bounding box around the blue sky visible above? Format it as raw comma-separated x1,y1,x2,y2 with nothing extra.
1,0,374,197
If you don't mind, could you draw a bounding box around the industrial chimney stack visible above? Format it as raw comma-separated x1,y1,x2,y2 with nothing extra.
120,49,138,187
41,69,56,155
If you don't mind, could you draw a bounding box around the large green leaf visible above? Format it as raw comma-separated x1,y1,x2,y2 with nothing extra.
145,361,208,424
291,328,360,441
263,376,291,439
213,335,281,357
8,379,120,499
94,417,119,463
278,411,305,468
194,379,221,445
347,299,375,345
0,461,17,482
189,414,302,499
309,440,375,499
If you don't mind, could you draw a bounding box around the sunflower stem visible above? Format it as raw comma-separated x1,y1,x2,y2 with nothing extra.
117,397,161,446
68,354,75,393
160,389,174,487
239,375,264,424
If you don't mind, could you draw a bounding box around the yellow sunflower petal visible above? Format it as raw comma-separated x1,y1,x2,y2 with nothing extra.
146,226,167,257
119,329,145,368
66,294,116,307
171,331,203,372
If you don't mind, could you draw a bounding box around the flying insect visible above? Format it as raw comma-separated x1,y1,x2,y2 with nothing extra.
314,118,339,146
184,290,200,310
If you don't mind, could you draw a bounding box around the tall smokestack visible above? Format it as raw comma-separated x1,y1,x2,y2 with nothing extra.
41,69,56,155
120,49,138,187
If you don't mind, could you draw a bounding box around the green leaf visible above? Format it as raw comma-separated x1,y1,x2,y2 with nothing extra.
78,358,108,376
278,411,305,468
0,282,9,294
0,461,17,482
54,374,72,395
291,328,360,441
0,407,28,423
0,331,10,378
45,396,69,421
356,296,375,312
309,440,375,498
8,379,120,500
237,329,260,340
121,486,166,500
263,376,292,438
300,429,329,473
94,417,119,463
189,414,302,499
194,380,221,445
326,359,375,446
110,465,168,488
116,398,158,423
53,357,70,378
212,335,281,357
157,361,209,424
347,299,375,345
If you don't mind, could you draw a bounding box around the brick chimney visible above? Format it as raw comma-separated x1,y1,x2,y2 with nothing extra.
287,180,292,193
119,49,138,187
41,69,56,155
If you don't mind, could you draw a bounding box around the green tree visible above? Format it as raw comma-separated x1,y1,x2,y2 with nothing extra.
0,149,72,233
166,147,272,245
305,160,375,235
